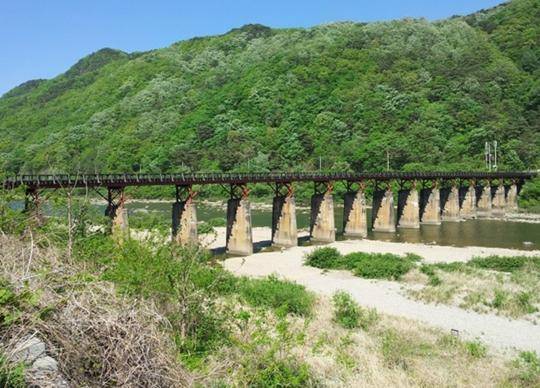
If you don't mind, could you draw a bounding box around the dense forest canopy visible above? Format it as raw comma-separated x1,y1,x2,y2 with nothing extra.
0,0,538,175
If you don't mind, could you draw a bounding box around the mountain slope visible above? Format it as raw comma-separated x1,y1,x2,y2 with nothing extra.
0,2,538,175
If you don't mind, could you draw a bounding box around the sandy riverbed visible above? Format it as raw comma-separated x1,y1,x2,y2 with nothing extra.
214,226,540,354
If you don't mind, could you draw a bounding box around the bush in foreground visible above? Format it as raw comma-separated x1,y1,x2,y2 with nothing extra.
332,291,378,330
238,275,315,316
469,255,540,273
304,247,341,269
305,248,421,280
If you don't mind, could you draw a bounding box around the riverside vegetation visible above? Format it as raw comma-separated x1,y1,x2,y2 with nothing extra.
0,190,539,386
305,247,540,323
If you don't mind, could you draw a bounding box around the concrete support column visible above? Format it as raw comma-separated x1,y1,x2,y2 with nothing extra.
105,187,129,241
397,183,420,229
420,183,441,225
459,183,477,219
440,184,461,222
491,184,506,217
226,184,253,255
476,185,492,217
272,183,297,247
505,183,518,212
372,184,396,233
172,200,198,245
310,181,335,242
343,183,368,238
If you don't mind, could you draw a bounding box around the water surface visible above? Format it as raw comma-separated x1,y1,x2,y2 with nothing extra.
126,201,539,250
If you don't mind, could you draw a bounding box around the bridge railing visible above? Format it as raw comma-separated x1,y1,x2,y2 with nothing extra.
2,171,537,190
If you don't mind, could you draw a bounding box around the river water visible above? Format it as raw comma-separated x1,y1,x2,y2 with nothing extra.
124,201,539,250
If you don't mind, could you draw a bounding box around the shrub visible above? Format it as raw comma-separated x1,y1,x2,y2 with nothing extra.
515,291,538,314
248,358,312,388
238,275,314,316
305,249,419,280
332,291,361,329
348,252,416,280
491,289,508,309
468,255,540,273
512,351,540,385
304,247,341,269
237,313,315,387
332,291,378,330
464,340,487,358
420,264,442,286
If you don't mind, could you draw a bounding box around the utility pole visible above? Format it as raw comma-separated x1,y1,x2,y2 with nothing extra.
386,149,390,172
485,142,491,171
493,140,498,171
319,156,322,171
484,140,499,171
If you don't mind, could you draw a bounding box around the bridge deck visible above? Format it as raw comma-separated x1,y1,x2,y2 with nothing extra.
2,171,536,190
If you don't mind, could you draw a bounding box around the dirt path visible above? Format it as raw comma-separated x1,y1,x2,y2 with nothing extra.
219,227,540,354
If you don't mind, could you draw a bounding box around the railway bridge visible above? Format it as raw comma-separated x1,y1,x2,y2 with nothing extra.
2,171,537,255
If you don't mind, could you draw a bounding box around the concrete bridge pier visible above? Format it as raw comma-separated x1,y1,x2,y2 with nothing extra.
505,183,519,212
476,184,492,217
272,183,298,247
226,184,253,255
459,182,477,219
397,181,420,229
172,185,198,245
420,182,441,225
310,181,335,242
372,183,396,233
440,183,461,222
105,187,129,241
491,183,506,217
343,182,368,238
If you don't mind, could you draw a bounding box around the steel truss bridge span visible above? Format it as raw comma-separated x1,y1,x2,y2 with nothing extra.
2,171,536,190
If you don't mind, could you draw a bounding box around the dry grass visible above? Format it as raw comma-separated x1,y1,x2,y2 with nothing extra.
0,234,192,387
1,233,537,387
202,296,514,387
403,266,540,322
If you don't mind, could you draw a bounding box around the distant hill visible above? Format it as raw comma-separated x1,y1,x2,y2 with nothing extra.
0,0,538,175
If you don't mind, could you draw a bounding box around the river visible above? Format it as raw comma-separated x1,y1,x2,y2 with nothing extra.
122,200,539,250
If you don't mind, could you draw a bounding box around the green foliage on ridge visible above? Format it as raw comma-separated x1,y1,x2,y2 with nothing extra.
0,1,539,176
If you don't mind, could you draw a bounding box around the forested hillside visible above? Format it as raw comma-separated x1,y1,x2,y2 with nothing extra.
0,0,538,175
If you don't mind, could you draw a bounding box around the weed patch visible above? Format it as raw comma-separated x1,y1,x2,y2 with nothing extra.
332,291,378,330
304,247,341,269
305,249,419,280
0,354,25,388
238,275,314,316
510,351,540,386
